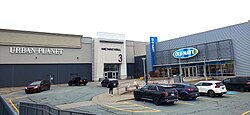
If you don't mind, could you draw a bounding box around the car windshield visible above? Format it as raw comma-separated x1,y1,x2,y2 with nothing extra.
30,81,41,86
188,84,196,88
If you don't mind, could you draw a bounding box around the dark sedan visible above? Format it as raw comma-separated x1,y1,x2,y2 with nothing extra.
68,77,88,86
101,78,119,87
25,80,50,94
171,83,199,100
134,84,178,105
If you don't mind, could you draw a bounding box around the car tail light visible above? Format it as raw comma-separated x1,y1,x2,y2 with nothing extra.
163,92,168,97
187,88,194,92
246,82,250,84
80,80,83,82
215,85,220,88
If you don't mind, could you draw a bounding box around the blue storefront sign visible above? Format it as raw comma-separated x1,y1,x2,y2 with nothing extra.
173,47,199,59
150,37,158,70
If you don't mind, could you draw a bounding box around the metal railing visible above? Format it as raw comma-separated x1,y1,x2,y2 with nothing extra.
0,95,18,115
19,102,94,115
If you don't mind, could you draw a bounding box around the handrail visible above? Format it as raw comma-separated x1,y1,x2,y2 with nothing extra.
0,95,18,115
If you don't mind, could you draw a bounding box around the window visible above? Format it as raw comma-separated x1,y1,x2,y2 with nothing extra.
230,78,237,82
173,84,184,88
223,79,230,83
202,83,212,86
148,86,157,91
142,85,149,90
195,82,203,86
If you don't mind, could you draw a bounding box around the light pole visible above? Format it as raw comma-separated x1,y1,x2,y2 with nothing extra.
142,58,147,84
179,57,183,83
203,58,207,80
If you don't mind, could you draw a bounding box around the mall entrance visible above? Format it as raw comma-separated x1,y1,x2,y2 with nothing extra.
154,60,235,78
182,66,198,77
103,64,119,79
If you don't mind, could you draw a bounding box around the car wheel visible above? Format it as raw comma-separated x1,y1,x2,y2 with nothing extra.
153,97,161,105
68,83,72,86
47,86,50,90
192,97,197,100
181,94,189,101
83,83,87,86
208,90,215,97
240,87,245,92
218,94,223,97
168,101,175,104
134,95,141,101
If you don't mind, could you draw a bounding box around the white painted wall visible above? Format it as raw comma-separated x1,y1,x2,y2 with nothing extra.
92,38,127,81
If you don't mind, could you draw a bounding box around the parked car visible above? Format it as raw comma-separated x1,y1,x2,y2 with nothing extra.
101,78,119,87
134,84,178,105
171,83,199,100
68,77,88,86
25,80,50,94
223,77,250,92
195,81,227,97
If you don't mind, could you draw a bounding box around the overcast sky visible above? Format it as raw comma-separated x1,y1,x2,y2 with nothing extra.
0,0,250,42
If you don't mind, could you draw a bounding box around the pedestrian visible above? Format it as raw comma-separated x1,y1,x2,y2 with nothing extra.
108,81,114,96
145,76,148,85
50,75,54,84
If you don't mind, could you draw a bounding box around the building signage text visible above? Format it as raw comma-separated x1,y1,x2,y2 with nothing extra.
173,47,199,59
10,47,63,55
101,47,121,51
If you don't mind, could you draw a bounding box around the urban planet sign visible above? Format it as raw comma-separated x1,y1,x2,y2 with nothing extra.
173,47,199,59
10,47,63,55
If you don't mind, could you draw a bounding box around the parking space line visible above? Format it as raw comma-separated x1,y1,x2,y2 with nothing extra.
8,99,20,114
242,110,250,115
104,102,160,113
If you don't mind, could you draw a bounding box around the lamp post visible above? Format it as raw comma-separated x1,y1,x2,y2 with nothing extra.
142,58,147,84
203,58,207,80
179,57,183,83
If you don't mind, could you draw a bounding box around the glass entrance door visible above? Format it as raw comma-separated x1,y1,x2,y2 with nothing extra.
104,71,119,79
182,66,197,77
104,64,119,79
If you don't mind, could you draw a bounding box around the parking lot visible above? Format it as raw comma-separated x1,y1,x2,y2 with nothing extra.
1,81,250,115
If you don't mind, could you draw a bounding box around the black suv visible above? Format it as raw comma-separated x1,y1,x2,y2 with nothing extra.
223,77,250,92
134,84,178,105
68,77,88,86
171,83,199,100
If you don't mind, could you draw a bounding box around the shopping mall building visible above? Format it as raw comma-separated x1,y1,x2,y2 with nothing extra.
0,29,148,87
146,21,250,79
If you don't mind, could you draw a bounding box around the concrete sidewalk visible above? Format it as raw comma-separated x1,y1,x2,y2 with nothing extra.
91,77,210,106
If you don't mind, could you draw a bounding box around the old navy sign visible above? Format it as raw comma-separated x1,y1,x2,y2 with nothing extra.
173,47,198,59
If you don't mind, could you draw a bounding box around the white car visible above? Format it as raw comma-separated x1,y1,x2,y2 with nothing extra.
195,81,227,97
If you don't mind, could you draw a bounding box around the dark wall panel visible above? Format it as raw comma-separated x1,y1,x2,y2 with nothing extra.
13,64,57,86
0,65,12,87
126,63,135,77
0,64,92,87
58,64,92,83
134,55,147,78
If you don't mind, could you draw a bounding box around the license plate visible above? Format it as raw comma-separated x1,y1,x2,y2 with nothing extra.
171,94,175,96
